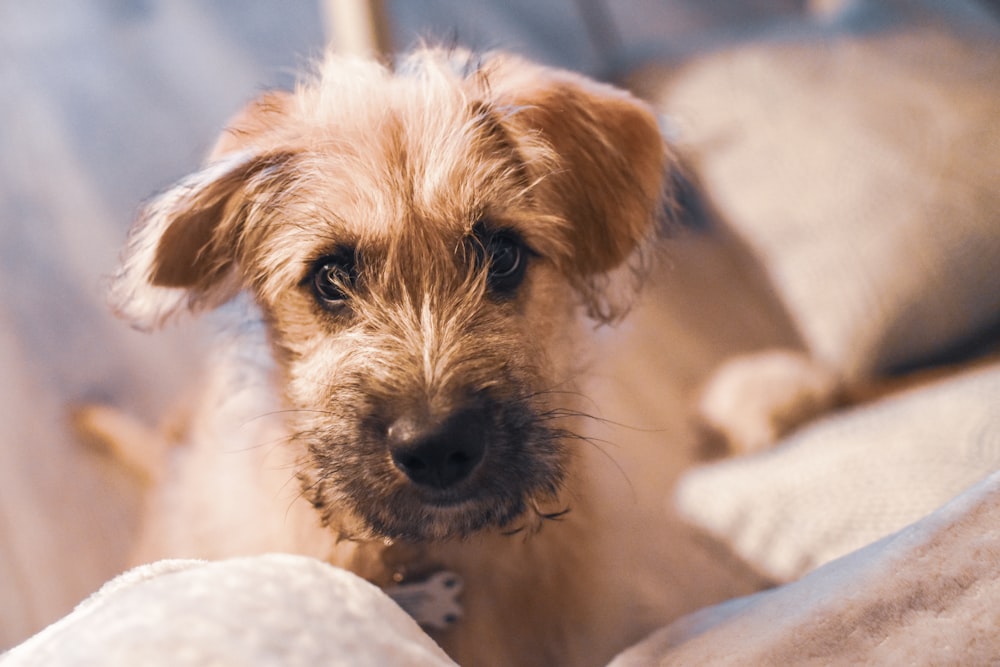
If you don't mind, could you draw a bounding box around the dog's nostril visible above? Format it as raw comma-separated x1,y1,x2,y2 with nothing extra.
397,453,428,473
388,408,486,490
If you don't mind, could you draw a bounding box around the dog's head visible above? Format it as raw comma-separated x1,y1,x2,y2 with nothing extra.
112,49,672,542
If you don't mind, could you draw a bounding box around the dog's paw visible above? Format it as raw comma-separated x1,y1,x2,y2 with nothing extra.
385,571,464,631
697,349,843,455
71,404,166,482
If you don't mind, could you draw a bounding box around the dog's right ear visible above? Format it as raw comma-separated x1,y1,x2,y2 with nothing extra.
110,94,295,330
480,54,671,323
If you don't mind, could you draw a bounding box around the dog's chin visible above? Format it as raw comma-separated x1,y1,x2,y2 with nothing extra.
366,500,527,542
353,487,538,543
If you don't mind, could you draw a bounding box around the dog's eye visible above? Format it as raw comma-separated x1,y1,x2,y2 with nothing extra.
310,254,355,307
484,233,527,294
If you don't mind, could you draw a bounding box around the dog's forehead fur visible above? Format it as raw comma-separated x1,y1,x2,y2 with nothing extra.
231,52,566,297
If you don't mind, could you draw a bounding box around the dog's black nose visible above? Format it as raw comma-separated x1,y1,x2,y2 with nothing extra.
388,406,486,489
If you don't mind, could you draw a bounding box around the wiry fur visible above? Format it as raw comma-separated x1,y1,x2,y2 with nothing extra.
106,47,674,666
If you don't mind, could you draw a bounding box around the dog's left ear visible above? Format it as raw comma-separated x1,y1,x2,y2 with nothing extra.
486,56,671,317
110,93,295,330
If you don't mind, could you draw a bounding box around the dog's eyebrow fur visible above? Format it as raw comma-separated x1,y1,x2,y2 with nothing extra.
469,100,531,194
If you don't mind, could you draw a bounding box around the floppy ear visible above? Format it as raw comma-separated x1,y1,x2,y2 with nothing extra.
110,93,295,330
486,56,671,317
109,151,295,329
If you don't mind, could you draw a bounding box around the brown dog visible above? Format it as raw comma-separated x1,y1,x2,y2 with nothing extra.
94,48,695,666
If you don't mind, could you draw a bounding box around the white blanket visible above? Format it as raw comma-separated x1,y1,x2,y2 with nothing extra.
0,555,457,667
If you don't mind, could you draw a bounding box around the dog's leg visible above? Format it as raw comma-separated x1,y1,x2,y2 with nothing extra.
697,348,843,454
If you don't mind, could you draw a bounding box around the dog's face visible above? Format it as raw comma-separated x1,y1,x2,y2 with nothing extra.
111,50,669,542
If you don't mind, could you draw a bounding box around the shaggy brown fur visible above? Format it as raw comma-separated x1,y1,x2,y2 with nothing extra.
105,48,676,666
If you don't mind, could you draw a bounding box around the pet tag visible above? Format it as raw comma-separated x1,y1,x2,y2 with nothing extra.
386,570,464,630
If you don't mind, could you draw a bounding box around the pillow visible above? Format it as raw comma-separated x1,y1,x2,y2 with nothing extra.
614,468,1000,665
675,360,1000,582
2,554,457,667
654,23,1000,379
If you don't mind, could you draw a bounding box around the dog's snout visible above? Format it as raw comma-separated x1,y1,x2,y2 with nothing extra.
388,406,486,490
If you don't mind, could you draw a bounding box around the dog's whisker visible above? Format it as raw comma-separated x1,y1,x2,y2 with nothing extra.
283,472,316,520
540,508,571,521
536,401,670,435
243,408,342,422
543,426,636,500
521,382,605,414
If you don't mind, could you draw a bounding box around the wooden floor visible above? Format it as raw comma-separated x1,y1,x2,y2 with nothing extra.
0,0,805,649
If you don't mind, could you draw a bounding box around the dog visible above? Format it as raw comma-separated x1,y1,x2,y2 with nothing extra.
80,47,758,666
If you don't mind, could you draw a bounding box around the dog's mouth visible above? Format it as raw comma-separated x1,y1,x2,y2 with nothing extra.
364,488,534,542
414,487,483,510
301,398,570,542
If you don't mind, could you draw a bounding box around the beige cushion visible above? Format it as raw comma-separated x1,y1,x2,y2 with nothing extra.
655,25,1000,379
676,360,1000,582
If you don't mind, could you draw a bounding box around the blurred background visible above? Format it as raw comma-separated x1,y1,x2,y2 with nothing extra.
1,0,998,650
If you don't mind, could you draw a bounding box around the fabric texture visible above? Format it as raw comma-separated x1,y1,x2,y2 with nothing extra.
657,25,1000,379
676,360,1000,582
612,469,1000,666
1,554,457,667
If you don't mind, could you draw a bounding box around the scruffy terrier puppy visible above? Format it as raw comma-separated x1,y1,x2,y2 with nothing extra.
99,48,675,666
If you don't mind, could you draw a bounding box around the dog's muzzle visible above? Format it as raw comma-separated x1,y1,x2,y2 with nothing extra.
307,386,565,541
